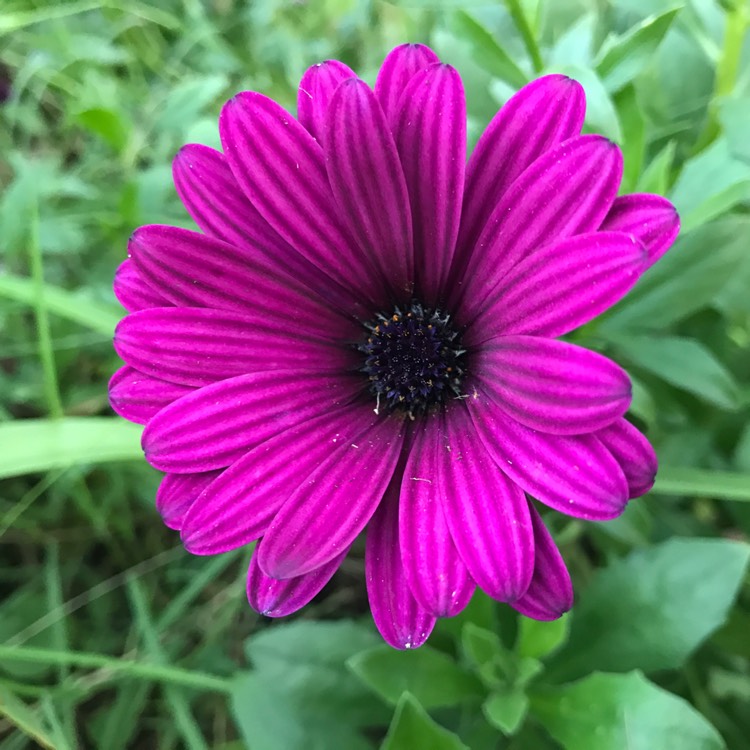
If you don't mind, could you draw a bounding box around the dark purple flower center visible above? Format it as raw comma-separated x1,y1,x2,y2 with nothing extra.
358,301,466,418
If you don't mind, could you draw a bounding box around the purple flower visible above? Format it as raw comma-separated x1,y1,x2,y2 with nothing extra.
109,44,679,648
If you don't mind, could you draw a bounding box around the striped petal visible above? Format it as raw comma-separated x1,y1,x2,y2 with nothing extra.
596,418,658,498
393,64,466,304
297,60,356,144
156,470,221,531
108,366,191,425
113,259,170,312
473,336,632,435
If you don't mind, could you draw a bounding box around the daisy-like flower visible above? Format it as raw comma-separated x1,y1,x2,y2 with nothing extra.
110,44,679,648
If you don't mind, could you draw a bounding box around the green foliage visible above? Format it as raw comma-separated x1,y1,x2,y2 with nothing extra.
2,0,750,748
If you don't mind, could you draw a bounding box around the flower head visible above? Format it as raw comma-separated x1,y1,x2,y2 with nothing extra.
110,44,679,648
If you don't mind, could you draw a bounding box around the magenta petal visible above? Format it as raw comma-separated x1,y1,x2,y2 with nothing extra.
257,415,405,579
156,470,221,530
468,398,629,521
219,92,386,305
439,407,534,602
596,418,658,498
114,307,354,387
113,259,170,312
511,504,573,621
456,75,586,266
454,135,623,322
326,79,413,296
297,60,356,144
247,541,347,617
399,426,475,617
366,473,436,649
467,231,647,342
108,366,192,425
375,43,440,123
142,371,359,473
473,336,632,435
181,406,368,555
393,64,466,303
600,193,680,268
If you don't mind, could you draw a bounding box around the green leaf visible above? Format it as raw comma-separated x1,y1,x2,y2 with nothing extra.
0,273,121,336
719,96,750,162
614,85,645,191
483,687,529,735
608,334,740,409
595,8,681,92
517,615,569,660
0,686,62,750
654,467,750,501
0,419,144,479
380,693,469,750
75,108,129,152
530,671,725,750
546,539,750,680
348,645,483,709
636,140,676,194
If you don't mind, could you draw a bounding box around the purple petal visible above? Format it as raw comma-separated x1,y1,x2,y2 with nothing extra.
393,64,466,304
511,504,573,621
600,193,680,268
142,370,360,473
399,425,475,616
114,307,355,387
219,92,387,307
181,406,369,555
467,396,629,521
326,79,413,297
247,541,347,617
375,43,440,124
439,406,534,602
453,135,623,323
366,472,436,649
113,259,170,312
473,336,632,435
297,60,356,144
108,366,192,425
456,75,586,270
466,231,647,343
257,415,405,579
596,418,657,498
156,470,221,530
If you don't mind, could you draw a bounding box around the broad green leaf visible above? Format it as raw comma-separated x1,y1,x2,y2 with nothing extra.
453,12,528,89
0,273,121,336
548,13,596,68
483,687,528,735
601,217,750,330
381,693,469,750
546,539,750,680
595,8,681,92
654,467,750,501
530,671,725,750
0,419,144,479
719,96,750,162
614,85,645,191
348,645,483,709
636,140,676,194
155,75,228,136
609,335,740,409
76,107,129,152
517,615,569,660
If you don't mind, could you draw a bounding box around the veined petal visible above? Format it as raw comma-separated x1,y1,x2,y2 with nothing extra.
466,231,647,342
181,405,370,555
367,471,436,649
156,470,221,531
219,92,386,308
468,396,629,521
258,415,405,579
511,504,573,621
375,43,440,124
454,135,623,323
247,542,347,617
473,336,632,435
600,193,680,268
326,79,413,297
456,75,585,267
393,64,466,304
439,406,534,602
108,366,192,425
142,370,360,473
297,60,356,144
114,308,355,387
399,425,475,616
596,418,657,498
113,259,170,312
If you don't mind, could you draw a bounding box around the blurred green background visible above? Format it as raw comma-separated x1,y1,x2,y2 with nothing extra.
2,0,750,748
